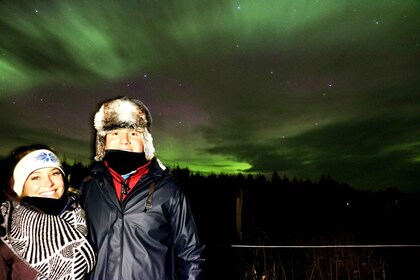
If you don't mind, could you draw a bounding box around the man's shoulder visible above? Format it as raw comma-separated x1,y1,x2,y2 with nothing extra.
81,162,107,181
82,175,95,184
156,172,186,194
79,162,107,193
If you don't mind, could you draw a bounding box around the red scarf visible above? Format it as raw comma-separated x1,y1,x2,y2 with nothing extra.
106,161,151,201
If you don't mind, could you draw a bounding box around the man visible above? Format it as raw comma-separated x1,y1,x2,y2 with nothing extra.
80,96,205,280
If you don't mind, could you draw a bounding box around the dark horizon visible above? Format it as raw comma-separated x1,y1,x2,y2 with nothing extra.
2,157,419,278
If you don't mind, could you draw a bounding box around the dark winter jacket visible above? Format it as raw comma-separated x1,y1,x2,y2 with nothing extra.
80,158,205,280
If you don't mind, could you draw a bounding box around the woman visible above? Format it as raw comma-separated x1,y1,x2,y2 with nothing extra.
0,144,96,280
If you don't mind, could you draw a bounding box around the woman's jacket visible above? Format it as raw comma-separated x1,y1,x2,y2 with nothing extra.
79,158,205,280
0,241,38,280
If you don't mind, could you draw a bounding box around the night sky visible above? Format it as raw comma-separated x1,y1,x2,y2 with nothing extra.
0,0,419,193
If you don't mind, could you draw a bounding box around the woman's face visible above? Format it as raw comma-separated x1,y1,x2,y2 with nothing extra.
21,167,65,199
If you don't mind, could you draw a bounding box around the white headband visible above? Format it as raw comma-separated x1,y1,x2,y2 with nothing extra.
13,149,65,197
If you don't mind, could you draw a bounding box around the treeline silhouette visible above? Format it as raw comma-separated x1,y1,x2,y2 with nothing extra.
3,158,420,278
61,162,420,279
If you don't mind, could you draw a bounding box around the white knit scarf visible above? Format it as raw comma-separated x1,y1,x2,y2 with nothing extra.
0,200,96,280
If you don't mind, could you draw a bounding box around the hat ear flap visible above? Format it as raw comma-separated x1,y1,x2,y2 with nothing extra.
94,134,106,161
143,128,155,161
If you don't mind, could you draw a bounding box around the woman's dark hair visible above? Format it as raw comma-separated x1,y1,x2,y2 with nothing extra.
1,144,68,201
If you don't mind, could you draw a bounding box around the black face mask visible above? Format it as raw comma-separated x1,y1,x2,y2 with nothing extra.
104,149,148,175
21,195,68,216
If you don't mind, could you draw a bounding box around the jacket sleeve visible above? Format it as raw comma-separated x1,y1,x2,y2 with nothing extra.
171,188,206,280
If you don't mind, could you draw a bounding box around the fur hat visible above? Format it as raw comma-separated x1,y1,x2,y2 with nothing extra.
93,96,155,161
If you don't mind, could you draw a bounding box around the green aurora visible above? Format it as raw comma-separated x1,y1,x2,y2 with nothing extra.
1,0,419,192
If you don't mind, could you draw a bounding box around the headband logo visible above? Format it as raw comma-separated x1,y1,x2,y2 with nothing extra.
35,152,59,163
